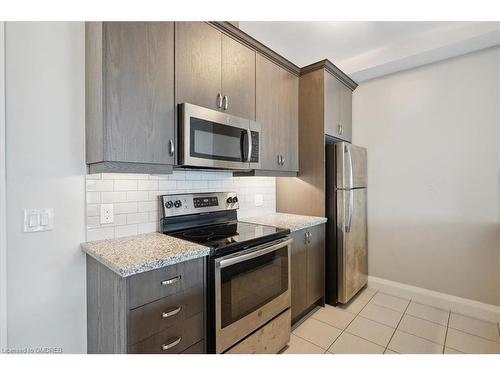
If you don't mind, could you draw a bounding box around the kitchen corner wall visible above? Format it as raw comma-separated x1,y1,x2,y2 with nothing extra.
86,171,276,241
353,46,500,306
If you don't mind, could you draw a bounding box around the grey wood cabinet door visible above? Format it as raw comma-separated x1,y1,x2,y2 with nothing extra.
324,72,352,142
340,84,352,142
175,22,222,111
221,35,256,120
291,228,308,323
306,224,325,306
256,54,299,172
104,22,175,164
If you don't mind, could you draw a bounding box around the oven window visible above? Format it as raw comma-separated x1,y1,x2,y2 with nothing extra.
190,117,246,162
219,246,288,329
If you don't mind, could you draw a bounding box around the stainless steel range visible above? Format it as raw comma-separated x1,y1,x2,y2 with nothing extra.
160,192,291,354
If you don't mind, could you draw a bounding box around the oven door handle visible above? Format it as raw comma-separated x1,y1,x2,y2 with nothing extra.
218,238,292,269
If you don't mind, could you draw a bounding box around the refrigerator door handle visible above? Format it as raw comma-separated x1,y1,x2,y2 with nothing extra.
344,190,354,233
345,144,354,188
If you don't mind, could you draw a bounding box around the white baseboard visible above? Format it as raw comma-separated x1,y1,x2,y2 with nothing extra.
368,276,500,323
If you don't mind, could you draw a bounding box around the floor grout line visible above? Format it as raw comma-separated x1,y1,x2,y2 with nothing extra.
324,289,378,353
442,309,451,354
404,309,449,327
383,297,412,352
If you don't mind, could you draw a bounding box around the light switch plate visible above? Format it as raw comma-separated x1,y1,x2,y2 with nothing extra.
254,194,264,207
100,204,114,224
24,208,54,233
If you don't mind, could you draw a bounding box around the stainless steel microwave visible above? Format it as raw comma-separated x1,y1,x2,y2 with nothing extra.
178,103,261,170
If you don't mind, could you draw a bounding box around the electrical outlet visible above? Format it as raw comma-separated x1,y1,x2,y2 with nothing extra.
254,194,263,207
100,204,114,224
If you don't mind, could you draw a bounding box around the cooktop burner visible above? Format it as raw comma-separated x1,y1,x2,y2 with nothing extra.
167,221,289,253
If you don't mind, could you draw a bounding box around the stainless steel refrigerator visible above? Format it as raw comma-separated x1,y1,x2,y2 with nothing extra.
325,142,368,305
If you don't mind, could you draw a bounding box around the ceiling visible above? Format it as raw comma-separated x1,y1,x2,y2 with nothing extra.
239,22,500,82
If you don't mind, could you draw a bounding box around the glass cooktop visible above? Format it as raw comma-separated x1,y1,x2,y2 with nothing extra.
167,221,289,252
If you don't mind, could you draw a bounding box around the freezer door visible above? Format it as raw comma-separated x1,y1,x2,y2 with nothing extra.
337,188,368,304
336,142,367,189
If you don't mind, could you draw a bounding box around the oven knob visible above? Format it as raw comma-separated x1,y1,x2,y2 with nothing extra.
232,197,238,203
226,197,233,204
165,200,173,209
174,200,182,208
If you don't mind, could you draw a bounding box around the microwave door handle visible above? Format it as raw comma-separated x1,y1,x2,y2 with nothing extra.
246,128,252,162
218,238,292,269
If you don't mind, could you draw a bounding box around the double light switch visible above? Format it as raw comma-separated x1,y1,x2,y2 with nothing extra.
23,208,54,233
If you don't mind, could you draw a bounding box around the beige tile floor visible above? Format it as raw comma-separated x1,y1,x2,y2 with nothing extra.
283,288,500,354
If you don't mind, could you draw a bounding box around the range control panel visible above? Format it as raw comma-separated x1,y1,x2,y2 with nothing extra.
193,196,219,208
162,192,239,217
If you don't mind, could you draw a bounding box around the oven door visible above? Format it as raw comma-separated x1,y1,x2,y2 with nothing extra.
214,237,292,353
179,103,260,170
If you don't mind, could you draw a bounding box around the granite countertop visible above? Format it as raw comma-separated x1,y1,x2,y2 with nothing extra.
81,232,210,278
243,212,327,232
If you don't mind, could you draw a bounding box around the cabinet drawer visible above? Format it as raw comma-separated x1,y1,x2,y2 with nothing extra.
181,340,205,354
128,312,204,354
128,257,204,309
128,284,204,345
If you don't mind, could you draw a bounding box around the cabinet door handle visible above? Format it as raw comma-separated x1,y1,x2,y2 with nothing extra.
161,306,182,319
168,139,175,157
161,337,182,351
281,155,285,166
161,275,181,286
277,154,281,166
338,124,343,135
217,93,223,109
222,95,229,110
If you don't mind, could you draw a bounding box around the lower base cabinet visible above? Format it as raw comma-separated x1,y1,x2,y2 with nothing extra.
86,256,206,354
290,224,326,323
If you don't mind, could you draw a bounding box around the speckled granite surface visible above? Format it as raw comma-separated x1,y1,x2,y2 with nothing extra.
243,212,327,232
81,232,210,277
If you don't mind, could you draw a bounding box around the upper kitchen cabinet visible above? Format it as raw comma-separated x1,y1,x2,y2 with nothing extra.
276,60,357,217
86,22,176,174
175,22,256,120
256,54,299,174
325,71,353,142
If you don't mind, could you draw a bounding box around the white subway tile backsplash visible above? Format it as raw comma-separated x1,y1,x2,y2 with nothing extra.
126,191,149,202
138,201,157,212
87,179,114,192
114,202,138,214
86,192,101,204
138,222,157,234
86,171,276,240
101,191,127,203
87,227,115,241
115,224,138,238
158,180,177,190
126,212,149,225
138,180,159,191
114,179,138,191
87,204,100,217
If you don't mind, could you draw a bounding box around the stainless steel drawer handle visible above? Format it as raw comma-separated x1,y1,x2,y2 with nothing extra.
222,95,229,110
161,337,181,351
161,306,182,319
161,275,181,286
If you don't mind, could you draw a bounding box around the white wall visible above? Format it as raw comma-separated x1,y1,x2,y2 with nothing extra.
86,171,276,241
5,22,86,352
353,47,500,306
